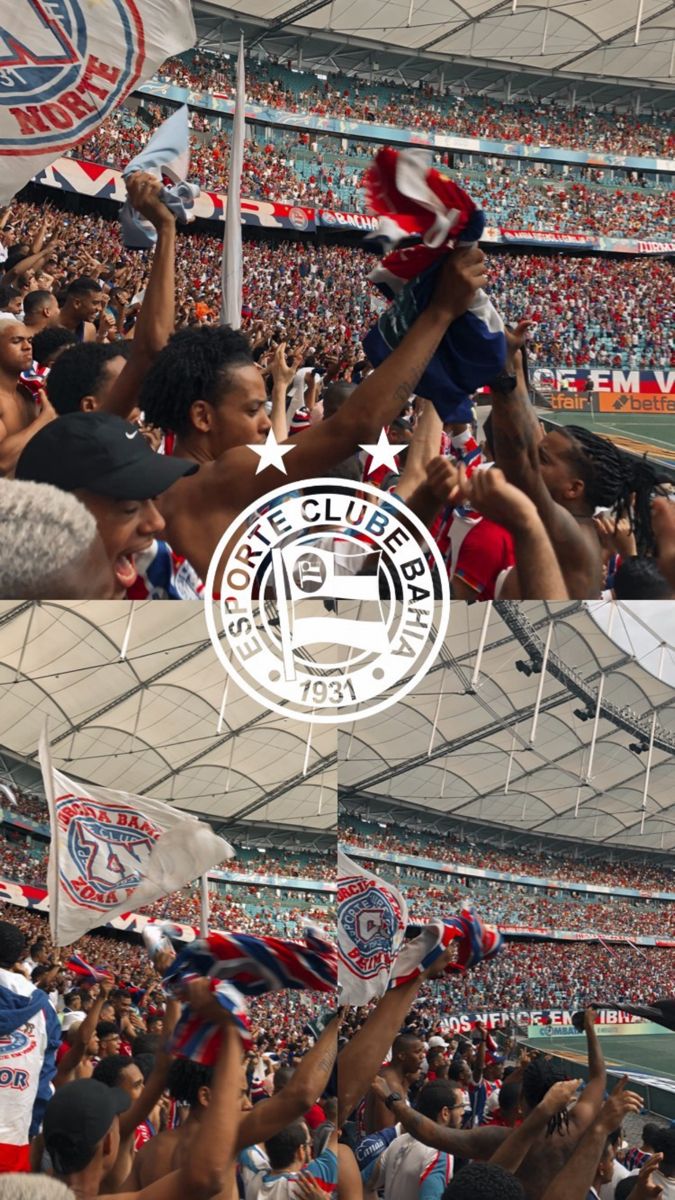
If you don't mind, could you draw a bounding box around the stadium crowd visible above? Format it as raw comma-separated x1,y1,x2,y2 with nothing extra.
2,156,675,603
0,909,340,1195
3,821,672,938
337,935,675,1200
155,51,675,158
66,104,675,241
341,824,675,892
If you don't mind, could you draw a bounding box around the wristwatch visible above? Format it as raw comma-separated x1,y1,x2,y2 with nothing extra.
384,1091,403,1110
489,370,518,393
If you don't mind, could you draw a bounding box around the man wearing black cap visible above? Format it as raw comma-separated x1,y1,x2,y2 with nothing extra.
0,921,61,1173
15,412,199,598
44,1002,242,1200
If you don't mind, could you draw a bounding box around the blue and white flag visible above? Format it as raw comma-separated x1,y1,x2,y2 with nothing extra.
121,104,200,248
362,147,506,422
0,0,196,205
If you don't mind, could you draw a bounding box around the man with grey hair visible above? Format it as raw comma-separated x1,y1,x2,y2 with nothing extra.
0,1177,75,1199
0,479,115,598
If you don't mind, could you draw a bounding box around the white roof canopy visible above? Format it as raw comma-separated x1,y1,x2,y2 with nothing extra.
0,601,336,844
196,0,675,94
340,600,675,857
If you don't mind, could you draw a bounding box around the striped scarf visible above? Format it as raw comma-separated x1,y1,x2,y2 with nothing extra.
164,927,336,1064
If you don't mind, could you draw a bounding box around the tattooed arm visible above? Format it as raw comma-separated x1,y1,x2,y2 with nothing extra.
374,1082,509,1160
236,1013,339,1149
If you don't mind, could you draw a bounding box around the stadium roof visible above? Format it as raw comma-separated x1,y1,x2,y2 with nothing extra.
194,1,675,105
339,600,675,861
0,601,335,848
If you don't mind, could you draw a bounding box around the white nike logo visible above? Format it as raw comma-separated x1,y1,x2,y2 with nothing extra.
125,431,138,440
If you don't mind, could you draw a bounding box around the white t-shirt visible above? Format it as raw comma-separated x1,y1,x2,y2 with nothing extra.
0,967,50,1146
599,1160,630,1199
381,1132,453,1200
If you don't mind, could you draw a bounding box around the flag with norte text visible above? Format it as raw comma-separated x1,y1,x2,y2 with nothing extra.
0,0,196,205
39,726,232,947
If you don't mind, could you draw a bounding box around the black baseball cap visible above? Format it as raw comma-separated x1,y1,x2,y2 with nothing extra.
16,412,198,500
44,1078,130,1173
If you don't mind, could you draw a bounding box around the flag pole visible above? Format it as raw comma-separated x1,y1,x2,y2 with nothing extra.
199,874,210,938
221,34,245,328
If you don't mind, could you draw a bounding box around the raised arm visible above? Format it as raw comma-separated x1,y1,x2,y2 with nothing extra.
395,400,443,503
489,1079,581,1174
222,247,489,508
568,1009,606,1135
54,979,113,1084
491,332,595,595
337,948,456,1125
541,1078,642,1200
236,1011,339,1148
119,997,180,1137
112,986,243,1200
369,1075,509,1160
105,172,176,420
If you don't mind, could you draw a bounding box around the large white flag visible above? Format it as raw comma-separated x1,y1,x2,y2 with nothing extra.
337,849,408,1006
221,34,245,328
39,727,233,946
0,0,196,205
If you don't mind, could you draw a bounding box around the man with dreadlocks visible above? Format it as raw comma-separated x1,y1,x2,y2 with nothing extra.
488,322,663,599
511,1010,609,1200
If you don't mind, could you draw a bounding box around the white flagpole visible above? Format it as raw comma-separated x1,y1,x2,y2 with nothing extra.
221,34,245,328
199,874,210,937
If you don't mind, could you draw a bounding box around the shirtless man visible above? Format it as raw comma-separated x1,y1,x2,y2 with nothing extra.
362,1032,425,1135
55,276,104,343
125,1010,339,1200
136,246,489,584
44,1000,242,1200
0,321,56,475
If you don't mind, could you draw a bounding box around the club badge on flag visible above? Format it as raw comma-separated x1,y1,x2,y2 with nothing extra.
338,852,504,1003
338,850,408,1006
0,0,196,206
38,725,233,947
362,147,506,422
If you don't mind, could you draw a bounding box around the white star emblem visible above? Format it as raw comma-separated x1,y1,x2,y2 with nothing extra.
359,427,400,478
247,429,296,475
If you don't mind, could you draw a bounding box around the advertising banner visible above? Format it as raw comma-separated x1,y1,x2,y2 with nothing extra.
436,1008,648,1034
29,156,675,257
596,393,675,415
534,368,675,397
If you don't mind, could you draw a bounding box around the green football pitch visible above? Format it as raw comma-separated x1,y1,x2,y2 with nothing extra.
537,408,675,469
524,1031,675,1082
